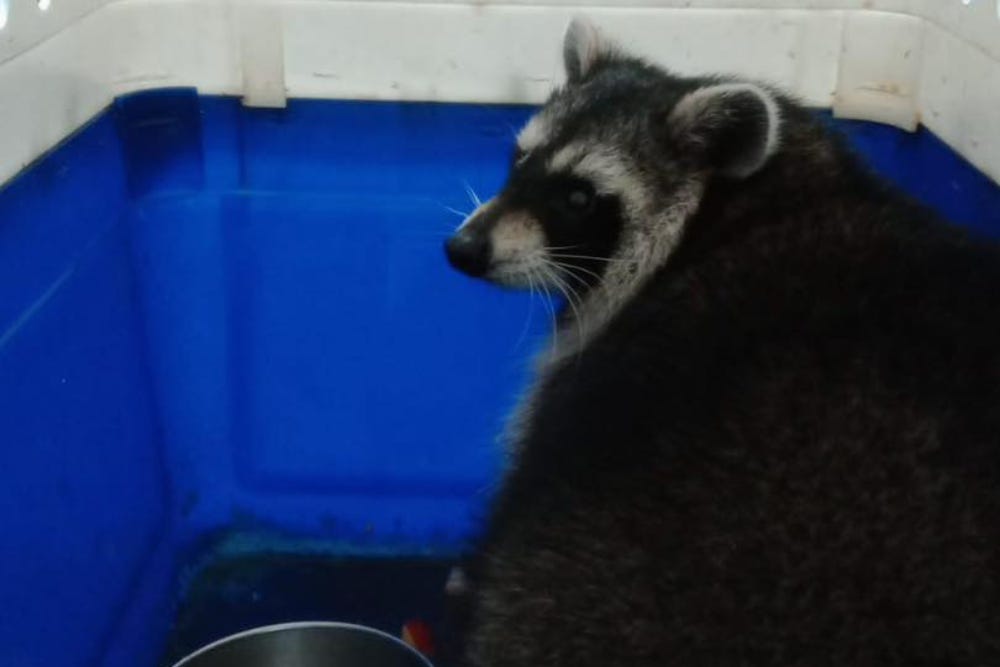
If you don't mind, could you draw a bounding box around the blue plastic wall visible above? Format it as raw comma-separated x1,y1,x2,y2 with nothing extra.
1,89,998,667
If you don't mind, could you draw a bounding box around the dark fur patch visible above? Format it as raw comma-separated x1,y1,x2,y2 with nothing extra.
502,166,625,288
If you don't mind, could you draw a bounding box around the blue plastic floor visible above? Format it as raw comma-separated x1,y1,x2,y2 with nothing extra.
1,90,998,667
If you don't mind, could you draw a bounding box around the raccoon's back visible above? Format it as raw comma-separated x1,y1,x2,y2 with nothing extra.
466,215,1000,667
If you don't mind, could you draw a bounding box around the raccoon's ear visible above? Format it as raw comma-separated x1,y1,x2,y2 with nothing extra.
663,83,782,179
563,16,606,83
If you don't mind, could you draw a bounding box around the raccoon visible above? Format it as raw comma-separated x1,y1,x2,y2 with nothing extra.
443,17,1000,667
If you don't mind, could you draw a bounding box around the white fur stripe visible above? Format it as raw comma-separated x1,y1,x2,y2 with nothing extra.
517,114,550,152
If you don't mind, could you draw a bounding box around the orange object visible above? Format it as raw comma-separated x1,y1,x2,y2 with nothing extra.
401,618,435,657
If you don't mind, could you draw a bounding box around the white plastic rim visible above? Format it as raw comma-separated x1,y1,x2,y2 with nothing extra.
0,1,998,186
169,621,436,667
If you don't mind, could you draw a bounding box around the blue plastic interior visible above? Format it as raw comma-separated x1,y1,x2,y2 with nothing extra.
1,89,998,667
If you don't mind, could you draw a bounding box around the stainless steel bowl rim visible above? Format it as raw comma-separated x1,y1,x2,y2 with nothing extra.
170,621,436,667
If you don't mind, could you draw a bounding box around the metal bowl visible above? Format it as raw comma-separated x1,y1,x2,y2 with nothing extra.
170,622,435,667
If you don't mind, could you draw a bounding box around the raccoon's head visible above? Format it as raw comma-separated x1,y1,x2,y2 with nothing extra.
445,17,783,350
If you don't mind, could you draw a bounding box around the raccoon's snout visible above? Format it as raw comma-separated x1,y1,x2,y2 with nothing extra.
445,227,492,277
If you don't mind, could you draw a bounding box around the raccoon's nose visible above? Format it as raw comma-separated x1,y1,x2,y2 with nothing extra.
445,229,491,277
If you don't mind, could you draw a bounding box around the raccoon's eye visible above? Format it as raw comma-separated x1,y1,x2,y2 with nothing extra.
548,178,595,217
564,183,595,213
567,189,591,209
511,147,528,166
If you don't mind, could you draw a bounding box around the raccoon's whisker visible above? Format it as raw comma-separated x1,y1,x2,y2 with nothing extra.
548,253,634,265
548,263,586,315
542,263,588,362
551,261,604,284
556,267,599,302
535,271,560,356
475,481,497,496
514,270,538,352
462,181,484,208
548,258,592,289
548,270,582,319
443,205,472,219
542,245,583,252
538,265,565,329
541,263,579,324
549,261,605,294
